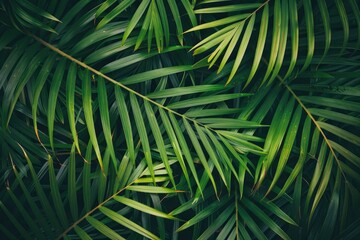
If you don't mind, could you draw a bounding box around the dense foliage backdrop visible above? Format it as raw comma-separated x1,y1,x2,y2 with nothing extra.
0,0,359,239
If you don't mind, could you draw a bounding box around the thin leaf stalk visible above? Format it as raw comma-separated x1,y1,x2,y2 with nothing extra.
260,57,347,183
28,33,225,137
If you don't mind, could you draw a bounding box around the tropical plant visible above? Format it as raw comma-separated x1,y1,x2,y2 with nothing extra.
0,0,359,239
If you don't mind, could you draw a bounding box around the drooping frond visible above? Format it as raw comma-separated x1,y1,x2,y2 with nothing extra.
0,0,359,239
96,0,197,51
188,0,360,86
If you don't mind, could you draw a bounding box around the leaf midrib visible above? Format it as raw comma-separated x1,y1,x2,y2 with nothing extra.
260,57,348,182
28,33,232,136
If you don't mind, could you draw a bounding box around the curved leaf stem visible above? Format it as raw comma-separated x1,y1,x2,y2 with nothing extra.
28,33,222,135
56,179,130,239
282,81,346,181
261,57,348,181
56,152,182,239
243,0,270,22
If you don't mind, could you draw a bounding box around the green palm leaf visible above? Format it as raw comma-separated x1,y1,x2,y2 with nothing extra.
188,0,360,85
0,1,359,239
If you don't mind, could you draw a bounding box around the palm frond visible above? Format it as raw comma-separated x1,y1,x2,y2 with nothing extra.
188,0,360,86
1,144,181,239
0,0,359,239
96,0,197,51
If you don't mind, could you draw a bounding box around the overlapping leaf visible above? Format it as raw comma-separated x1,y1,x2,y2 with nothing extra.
188,0,360,86
0,0,359,239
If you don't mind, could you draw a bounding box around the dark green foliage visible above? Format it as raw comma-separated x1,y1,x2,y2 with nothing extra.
0,0,359,239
